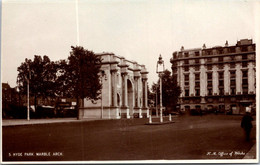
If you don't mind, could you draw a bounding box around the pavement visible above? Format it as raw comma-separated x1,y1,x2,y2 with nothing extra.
1,117,102,126
1,116,177,126
1,115,257,161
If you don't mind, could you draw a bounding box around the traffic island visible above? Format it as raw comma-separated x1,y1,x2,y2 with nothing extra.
145,121,175,125
145,115,175,125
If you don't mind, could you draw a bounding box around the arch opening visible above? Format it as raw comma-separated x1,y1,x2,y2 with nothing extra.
127,79,134,115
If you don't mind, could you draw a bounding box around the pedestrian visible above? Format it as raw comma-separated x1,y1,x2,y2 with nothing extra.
241,106,253,141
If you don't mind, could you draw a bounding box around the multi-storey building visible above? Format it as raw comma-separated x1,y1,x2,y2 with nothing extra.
170,39,256,114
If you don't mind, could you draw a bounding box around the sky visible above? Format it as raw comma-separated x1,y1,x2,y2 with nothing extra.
1,0,259,88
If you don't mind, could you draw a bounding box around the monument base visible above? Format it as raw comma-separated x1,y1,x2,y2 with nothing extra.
81,106,121,119
121,106,130,119
78,106,146,119
134,107,143,118
142,107,149,118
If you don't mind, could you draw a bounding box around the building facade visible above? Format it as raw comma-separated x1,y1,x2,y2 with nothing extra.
81,53,149,119
171,39,256,114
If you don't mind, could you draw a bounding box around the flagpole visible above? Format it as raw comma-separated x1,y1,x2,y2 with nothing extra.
27,65,30,121
76,0,79,45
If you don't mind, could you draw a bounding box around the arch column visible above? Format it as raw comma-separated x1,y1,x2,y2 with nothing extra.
111,70,118,106
111,69,120,119
122,73,128,107
141,77,149,118
121,72,130,118
141,68,149,118
142,78,148,108
134,76,142,118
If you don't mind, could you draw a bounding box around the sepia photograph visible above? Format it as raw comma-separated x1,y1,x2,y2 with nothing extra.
1,0,259,163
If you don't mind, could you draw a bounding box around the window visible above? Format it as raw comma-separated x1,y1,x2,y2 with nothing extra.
219,80,224,86
230,80,236,86
218,64,223,70
207,81,212,87
195,99,201,104
242,70,248,78
207,58,212,62
242,54,247,60
218,56,223,62
185,90,189,97
230,62,236,68
173,53,177,59
207,65,212,70
195,66,200,71
207,50,212,55
208,89,212,96
178,52,183,58
184,60,189,65
241,46,248,52
195,59,200,64
195,82,200,87
218,49,223,54
219,88,224,95
243,87,248,94
230,47,235,53
195,73,200,81
242,79,248,85
231,88,236,95
242,61,248,68
207,73,212,80
195,51,200,56
185,81,189,86
196,89,200,96
184,52,189,57
253,45,256,51
230,71,236,78
185,74,189,81
219,72,224,79
184,66,189,72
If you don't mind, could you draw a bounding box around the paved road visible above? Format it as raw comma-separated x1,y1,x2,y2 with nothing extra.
2,114,256,161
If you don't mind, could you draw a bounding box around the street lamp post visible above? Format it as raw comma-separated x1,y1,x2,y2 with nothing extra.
156,84,158,117
27,64,31,121
156,55,165,123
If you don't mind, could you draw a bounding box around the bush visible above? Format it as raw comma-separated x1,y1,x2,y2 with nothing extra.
2,105,29,119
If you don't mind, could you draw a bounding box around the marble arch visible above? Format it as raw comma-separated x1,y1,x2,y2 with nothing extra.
80,52,149,119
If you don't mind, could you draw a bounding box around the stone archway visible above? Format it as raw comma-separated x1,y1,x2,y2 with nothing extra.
117,93,121,106
127,79,134,117
117,93,121,117
82,52,149,119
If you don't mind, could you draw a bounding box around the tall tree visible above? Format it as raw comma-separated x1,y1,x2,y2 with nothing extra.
61,46,102,119
17,55,57,110
55,59,69,97
151,69,181,114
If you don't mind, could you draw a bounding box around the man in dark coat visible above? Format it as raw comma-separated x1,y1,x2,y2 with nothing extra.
241,107,253,141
